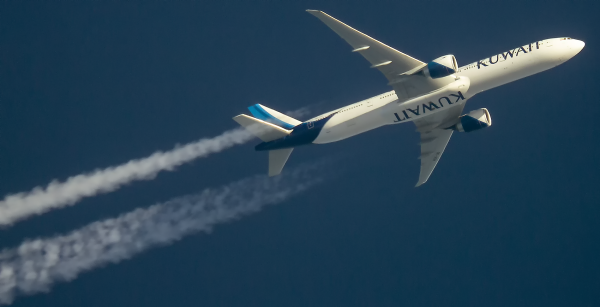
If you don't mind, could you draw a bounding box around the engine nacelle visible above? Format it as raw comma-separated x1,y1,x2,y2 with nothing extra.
422,55,458,79
451,108,492,132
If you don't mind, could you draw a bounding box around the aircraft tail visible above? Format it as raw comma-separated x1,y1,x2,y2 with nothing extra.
248,104,302,129
233,114,291,142
232,113,296,176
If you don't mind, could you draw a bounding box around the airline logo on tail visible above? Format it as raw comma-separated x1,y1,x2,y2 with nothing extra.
247,104,301,129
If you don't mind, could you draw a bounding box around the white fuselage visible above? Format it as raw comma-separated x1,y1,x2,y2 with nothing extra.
308,38,584,144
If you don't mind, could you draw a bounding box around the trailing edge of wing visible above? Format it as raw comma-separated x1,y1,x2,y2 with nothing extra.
306,10,424,81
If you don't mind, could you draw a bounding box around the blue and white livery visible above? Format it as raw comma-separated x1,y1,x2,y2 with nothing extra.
234,10,585,186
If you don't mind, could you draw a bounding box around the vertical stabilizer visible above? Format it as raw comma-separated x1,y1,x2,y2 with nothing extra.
248,104,302,129
232,114,291,142
269,148,294,176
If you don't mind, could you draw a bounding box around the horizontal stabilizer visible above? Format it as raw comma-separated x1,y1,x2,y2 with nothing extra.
248,104,302,129
269,148,294,176
233,114,291,142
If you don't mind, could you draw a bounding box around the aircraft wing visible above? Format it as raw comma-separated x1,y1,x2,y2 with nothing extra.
306,10,424,79
307,10,451,101
413,103,466,187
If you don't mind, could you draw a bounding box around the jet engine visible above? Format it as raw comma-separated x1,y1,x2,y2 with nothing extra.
451,108,492,132
422,55,458,79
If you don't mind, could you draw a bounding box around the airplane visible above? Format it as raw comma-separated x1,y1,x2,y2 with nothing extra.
233,10,585,186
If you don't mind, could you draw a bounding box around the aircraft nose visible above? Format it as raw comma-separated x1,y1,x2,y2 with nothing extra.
560,39,585,62
570,39,585,53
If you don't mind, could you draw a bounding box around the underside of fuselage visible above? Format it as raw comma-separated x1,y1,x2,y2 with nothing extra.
255,113,337,151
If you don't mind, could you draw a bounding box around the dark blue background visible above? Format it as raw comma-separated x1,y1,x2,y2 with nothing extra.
1,1,599,306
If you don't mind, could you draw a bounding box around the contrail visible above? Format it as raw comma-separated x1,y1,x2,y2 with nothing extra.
0,165,323,305
0,128,252,226
0,107,309,227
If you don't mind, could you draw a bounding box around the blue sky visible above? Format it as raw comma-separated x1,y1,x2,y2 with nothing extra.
0,1,599,306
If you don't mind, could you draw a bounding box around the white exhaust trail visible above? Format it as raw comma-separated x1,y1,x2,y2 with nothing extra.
0,128,254,227
0,109,309,227
0,166,322,305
